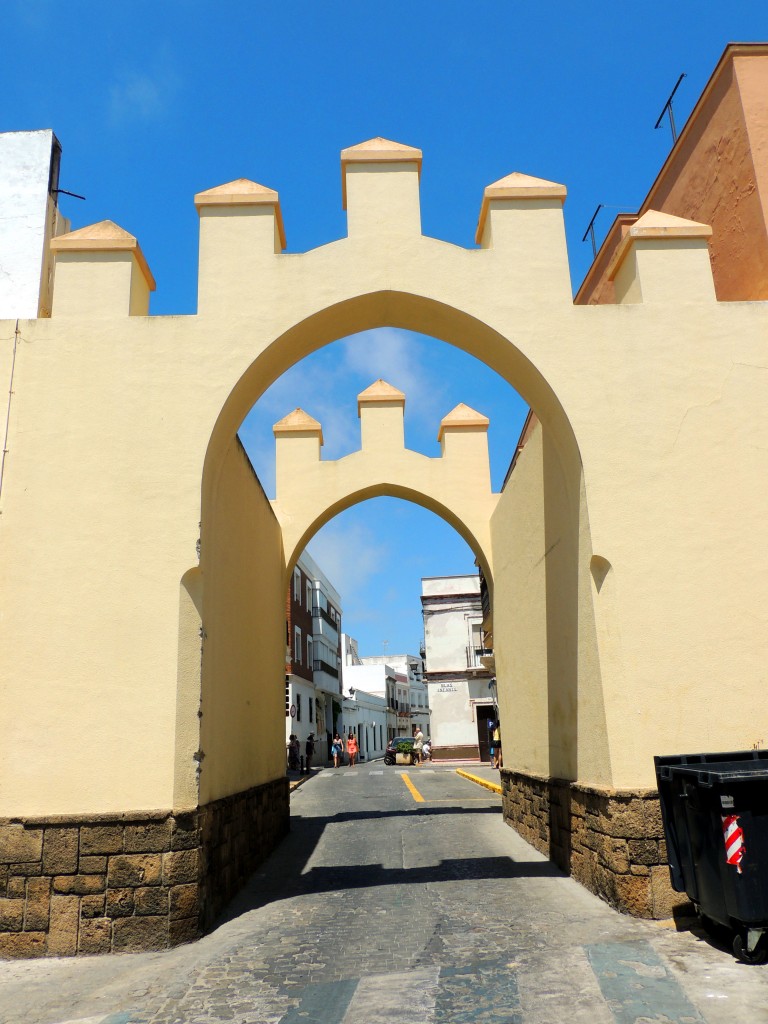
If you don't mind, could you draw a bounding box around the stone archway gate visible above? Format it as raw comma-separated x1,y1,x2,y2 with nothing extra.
1,138,767,956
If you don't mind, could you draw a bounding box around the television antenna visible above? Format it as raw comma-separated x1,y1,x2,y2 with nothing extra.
654,73,687,144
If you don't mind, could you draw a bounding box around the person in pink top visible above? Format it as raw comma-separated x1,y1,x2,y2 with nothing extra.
346,732,358,767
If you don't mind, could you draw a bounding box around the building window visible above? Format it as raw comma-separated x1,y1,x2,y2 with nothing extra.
309,697,313,723
285,678,290,717
296,693,301,722
307,636,313,670
293,568,301,603
306,580,312,611
294,626,302,664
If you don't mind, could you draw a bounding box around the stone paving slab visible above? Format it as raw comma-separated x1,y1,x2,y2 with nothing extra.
586,940,705,1023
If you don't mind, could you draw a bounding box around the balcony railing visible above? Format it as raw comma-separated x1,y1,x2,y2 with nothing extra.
313,658,339,679
312,603,339,630
467,646,493,669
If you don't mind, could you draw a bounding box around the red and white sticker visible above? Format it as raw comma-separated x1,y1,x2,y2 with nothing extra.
722,814,745,873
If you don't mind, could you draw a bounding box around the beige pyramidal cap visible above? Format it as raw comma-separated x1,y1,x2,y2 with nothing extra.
273,408,323,444
194,178,286,249
341,138,422,209
341,137,423,165
628,209,713,237
357,379,406,416
50,220,156,290
607,209,713,280
438,403,489,442
476,172,567,244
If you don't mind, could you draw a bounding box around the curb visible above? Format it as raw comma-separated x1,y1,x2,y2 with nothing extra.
288,773,313,792
455,768,502,795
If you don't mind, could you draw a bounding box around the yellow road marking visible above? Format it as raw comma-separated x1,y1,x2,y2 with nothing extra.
424,798,493,803
401,772,425,802
455,769,502,795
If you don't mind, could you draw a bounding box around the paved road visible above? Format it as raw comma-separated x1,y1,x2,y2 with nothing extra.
2,764,768,1024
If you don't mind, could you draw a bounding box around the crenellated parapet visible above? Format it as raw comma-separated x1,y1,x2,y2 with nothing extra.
341,137,423,237
475,171,571,299
49,219,155,317
194,178,286,315
605,209,715,304
272,379,498,579
45,136,721,323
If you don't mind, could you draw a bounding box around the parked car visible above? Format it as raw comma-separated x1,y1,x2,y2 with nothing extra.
384,736,416,766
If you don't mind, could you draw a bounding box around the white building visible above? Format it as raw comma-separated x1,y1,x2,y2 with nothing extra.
341,635,429,745
285,551,343,765
340,686,388,762
421,574,495,761
0,130,69,319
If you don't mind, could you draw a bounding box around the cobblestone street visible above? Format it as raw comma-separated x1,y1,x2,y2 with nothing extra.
2,765,767,1024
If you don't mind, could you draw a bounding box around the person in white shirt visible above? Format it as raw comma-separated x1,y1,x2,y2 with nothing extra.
413,726,424,765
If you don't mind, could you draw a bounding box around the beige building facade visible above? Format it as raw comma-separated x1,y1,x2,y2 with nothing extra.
1,123,767,954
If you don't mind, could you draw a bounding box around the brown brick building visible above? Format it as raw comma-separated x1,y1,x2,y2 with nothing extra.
576,42,768,306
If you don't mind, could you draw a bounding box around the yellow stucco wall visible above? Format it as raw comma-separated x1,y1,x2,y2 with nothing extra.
1,143,767,818
198,438,285,805
491,422,610,783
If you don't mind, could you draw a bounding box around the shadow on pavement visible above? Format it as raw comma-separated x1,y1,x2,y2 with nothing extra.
295,803,502,826
216,802,563,926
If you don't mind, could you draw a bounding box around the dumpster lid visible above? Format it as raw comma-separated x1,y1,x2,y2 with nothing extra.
655,750,768,769
666,760,768,784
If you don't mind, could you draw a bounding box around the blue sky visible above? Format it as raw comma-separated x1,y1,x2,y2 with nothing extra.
4,3,765,655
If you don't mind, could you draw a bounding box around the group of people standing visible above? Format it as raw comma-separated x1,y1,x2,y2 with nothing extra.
287,732,315,772
287,731,356,772
331,731,358,768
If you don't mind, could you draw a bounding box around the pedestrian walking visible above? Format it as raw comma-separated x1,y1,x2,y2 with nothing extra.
305,732,315,772
492,720,502,769
413,726,424,765
331,732,343,768
346,731,358,767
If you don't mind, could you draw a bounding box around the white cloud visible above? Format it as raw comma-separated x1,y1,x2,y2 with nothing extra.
339,328,447,428
253,355,361,461
11,0,55,31
306,518,389,614
108,55,181,126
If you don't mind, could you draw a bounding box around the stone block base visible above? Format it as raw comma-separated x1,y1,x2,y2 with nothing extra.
500,768,692,920
0,776,289,958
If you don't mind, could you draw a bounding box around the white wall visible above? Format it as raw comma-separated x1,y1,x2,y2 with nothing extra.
427,681,472,747
285,676,320,756
0,130,60,319
340,690,388,760
342,662,389,697
422,576,482,673
422,575,480,598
